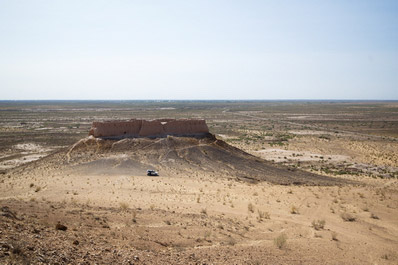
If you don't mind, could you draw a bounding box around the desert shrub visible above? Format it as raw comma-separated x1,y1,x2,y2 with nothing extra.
290,205,299,214
248,203,255,213
319,135,331,140
119,202,129,211
312,219,326,230
204,230,211,240
201,208,207,215
341,212,356,222
274,233,287,249
132,210,137,223
226,236,236,246
370,213,379,219
331,231,338,241
257,210,270,221
381,252,396,260
8,240,28,264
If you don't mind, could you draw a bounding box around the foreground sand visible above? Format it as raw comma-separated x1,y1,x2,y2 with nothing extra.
1,164,397,264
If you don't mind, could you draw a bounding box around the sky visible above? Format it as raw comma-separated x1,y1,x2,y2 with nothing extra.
0,0,397,100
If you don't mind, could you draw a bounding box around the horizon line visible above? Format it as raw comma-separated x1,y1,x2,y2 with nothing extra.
0,99,397,102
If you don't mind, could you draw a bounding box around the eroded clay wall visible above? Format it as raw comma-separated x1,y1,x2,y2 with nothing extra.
90,119,142,138
89,119,209,138
138,120,165,137
163,119,209,135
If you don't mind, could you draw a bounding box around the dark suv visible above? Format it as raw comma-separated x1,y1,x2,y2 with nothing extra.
146,170,159,176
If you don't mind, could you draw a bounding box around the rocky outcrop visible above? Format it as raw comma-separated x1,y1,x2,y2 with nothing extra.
89,119,209,139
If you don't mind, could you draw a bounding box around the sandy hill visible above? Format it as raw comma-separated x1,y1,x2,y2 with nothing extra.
11,134,348,186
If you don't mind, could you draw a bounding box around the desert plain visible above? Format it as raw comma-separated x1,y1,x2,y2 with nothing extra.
0,100,397,264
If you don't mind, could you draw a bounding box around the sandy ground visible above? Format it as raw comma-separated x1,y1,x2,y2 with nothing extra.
1,101,397,264
1,137,397,264
0,143,54,171
253,148,350,163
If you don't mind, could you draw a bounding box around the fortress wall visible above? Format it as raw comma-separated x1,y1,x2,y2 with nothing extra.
157,118,176,123
163,119,208,135
138,120,165,137
90,120,142,138
89,119,209,138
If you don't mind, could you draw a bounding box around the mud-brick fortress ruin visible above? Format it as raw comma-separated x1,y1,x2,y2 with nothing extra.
89,119,209,139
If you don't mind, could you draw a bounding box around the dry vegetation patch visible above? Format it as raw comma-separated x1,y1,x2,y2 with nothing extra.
312,219,326,230
341,212,356,222
274,233,287,249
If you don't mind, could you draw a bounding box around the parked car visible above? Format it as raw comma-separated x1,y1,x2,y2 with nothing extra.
146,169,159,176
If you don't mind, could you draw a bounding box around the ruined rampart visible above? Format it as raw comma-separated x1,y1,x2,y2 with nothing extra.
89,119,209,139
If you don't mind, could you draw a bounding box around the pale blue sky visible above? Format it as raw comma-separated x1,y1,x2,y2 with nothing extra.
0,0,397,100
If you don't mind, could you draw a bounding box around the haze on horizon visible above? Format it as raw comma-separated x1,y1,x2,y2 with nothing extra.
0,0,397,100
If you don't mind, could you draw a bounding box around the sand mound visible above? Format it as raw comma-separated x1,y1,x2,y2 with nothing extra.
10,134,345,186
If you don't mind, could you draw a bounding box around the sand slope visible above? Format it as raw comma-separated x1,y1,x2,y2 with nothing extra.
0,135,397,264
